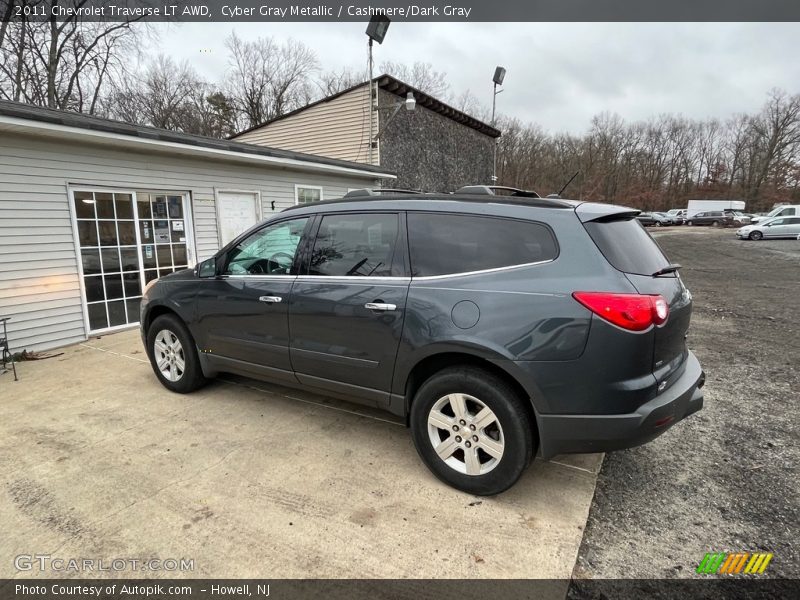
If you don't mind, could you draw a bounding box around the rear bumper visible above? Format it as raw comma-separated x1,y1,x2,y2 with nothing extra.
536,351,705,458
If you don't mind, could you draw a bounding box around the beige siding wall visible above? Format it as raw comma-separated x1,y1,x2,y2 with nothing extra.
0,133,375,353
233,86,380,166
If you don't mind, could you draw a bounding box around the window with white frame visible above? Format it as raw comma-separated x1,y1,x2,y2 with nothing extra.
295,185,323,204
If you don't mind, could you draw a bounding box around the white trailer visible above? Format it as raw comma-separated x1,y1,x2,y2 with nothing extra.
686,200,746,218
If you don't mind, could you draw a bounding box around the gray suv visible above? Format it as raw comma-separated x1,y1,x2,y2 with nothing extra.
141,189,705,495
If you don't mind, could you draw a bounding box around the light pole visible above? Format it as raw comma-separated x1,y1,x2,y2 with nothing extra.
491,66,506,183
365,16,391,165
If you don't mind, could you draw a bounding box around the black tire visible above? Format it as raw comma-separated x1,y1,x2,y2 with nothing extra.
749,231,763,241
146,313,208,393
655,221,663,227
711,220,720,227
686,220,693,226
410,367,536,495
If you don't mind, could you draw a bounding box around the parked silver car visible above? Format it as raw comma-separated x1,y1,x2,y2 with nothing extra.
736,216,800,240
728,211,752,226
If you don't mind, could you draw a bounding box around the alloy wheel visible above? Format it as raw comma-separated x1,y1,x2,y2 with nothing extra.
427,393,505,476
153,329,185,382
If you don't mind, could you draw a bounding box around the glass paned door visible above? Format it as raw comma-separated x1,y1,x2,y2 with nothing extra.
73,189,191,333
137,193,190,286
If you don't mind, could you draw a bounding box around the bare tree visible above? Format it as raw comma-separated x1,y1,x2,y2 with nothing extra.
0,0,18,50
224,32,318,130
104,55,235,137
492,89,800,211
314,67,361,97
749,89,800,202
0,0,144,113
452,88,490,121
379,60,450,97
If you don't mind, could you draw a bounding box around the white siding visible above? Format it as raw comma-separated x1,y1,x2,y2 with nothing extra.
233,86,380,166
0,133,375,353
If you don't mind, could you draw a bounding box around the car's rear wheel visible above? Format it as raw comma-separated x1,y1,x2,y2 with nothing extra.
749,231,763,241
146,314,208,393
655,221,662,227
711,220,720,227
410,367,535,495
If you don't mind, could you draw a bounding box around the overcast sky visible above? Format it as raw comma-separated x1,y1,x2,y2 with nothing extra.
154,22,800,134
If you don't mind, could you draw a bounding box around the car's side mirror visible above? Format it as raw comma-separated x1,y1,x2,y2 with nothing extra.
197,257,218,278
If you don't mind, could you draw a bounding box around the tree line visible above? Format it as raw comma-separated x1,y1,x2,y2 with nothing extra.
1,1,798,211
493,93,800,212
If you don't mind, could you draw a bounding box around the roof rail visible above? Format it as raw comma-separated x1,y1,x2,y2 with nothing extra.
343,188,422,198
455,185,541,198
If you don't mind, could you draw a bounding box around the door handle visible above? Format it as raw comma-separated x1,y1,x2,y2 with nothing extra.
365,302,396,312
259,296,282,303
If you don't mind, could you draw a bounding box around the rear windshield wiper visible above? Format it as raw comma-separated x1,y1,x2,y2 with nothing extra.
652,263,682,277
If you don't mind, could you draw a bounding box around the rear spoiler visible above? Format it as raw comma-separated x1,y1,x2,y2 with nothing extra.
576,202,641,223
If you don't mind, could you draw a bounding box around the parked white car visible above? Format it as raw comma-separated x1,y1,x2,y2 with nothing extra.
736,216,800,240
750,205,800,224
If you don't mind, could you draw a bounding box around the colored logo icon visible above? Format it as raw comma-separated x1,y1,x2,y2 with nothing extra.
697,552,773,575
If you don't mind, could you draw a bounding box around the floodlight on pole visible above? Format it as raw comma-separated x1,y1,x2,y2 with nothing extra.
491,65,506,183
366,15,391,164
493,66,506,86
366,15,390,44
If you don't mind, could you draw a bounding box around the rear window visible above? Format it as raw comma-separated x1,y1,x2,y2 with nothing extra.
583,217,670,276
407,213,558,277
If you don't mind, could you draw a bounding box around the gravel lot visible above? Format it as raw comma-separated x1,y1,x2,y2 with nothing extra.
571,228,799,587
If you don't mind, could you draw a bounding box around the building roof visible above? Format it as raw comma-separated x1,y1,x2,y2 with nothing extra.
231,74,502,140
0,100,395,179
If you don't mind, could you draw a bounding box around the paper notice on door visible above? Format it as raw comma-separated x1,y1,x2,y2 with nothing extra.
154,220,170,243
172,221,184,231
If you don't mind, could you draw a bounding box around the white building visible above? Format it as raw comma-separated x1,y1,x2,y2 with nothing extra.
0,101,393,352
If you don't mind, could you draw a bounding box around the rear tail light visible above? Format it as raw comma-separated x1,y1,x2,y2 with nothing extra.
572,292,669,331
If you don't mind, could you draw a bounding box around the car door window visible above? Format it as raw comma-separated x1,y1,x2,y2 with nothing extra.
223,217,309,275
408,213,559,277
308,213,399,277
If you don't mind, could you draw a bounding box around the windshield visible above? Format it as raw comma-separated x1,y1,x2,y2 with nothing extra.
766,207,784,217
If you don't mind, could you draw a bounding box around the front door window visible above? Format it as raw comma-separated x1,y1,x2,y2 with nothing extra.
223,218,309,276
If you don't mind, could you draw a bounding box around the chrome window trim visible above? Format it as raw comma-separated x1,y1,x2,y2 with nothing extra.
410,258,555,281
214,275,298,282
295,275,411,284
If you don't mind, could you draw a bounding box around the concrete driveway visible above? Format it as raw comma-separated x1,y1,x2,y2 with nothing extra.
1,330,601,580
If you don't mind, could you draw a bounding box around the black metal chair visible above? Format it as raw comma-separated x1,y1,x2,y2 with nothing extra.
1,317,18,381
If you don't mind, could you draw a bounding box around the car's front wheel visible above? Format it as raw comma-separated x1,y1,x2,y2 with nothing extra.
410,367,535,495
146,314,208,393
749,231,763,241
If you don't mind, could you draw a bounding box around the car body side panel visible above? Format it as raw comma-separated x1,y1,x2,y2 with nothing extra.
289,279,410,401
392,212,644,415
140,270,200,340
